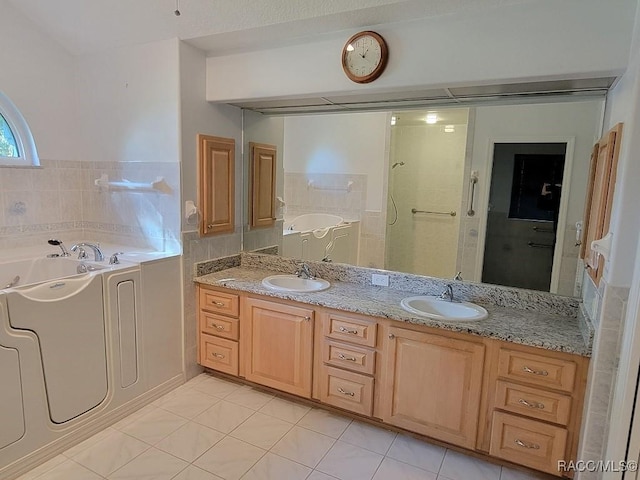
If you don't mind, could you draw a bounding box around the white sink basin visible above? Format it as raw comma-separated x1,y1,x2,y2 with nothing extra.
400,295,488,321
262,274,330,293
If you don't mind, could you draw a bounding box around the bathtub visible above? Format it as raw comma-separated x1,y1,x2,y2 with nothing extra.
283,213,360,264
0,249,183,480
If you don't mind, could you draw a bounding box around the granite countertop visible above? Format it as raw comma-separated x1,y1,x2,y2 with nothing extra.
195,266,591,357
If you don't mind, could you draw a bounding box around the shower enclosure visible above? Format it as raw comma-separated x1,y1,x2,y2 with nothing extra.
385,109,469,277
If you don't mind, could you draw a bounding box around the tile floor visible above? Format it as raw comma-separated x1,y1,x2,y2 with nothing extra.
18,373,553,480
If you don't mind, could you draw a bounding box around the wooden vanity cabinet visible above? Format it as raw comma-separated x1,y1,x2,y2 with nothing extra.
481,341,589,476
197,285,240,376
379,325,485,449
241,297,314,398
195,288,589,477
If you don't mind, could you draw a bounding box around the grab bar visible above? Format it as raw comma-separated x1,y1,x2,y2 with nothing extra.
528,241,554,249
467,172,478,217
411,208,456,217
532,226,554,233
307,180,353,193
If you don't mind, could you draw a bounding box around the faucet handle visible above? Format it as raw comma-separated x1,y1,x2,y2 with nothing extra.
109,252,124,265
77,247,89,260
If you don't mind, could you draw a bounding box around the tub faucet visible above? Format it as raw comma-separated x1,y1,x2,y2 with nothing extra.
70,243,104,262
439,284,454,302
295,263,315,280
47,239,71,257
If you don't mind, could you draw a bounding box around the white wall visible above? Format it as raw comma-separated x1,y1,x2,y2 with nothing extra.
76,39,180,163
206,0,634,102
283,112,388,211
0,0,78,161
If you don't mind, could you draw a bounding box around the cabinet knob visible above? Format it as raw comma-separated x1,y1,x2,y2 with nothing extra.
518,398,545,409
515,439,540,450
337,387,355,397
388,333,395,339
303,316,311,321
338,326,358,334
522,366,548,376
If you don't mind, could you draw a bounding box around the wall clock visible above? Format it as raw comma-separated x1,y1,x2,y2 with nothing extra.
341,31,388,84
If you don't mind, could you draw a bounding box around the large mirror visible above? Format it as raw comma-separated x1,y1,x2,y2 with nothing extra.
241,98,604,298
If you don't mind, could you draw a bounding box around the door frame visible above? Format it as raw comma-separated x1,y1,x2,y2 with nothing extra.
474,136,576,293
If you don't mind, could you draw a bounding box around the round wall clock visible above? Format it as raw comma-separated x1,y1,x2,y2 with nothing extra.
341,31,388,84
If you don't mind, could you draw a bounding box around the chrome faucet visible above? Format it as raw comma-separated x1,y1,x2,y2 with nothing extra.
295,263,315,280
70,242,104,262
439,284,454,302
47,239,71,257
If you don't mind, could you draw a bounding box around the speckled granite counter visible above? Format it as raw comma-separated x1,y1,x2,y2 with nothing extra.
195,265,591,357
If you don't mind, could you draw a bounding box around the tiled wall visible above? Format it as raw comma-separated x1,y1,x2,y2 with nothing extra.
0,159,181,252
577,274,629,479
283,172,385,268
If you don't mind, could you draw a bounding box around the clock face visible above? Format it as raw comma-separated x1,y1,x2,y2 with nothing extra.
342,31,388,83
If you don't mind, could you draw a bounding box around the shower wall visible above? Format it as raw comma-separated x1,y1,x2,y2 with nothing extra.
386,123,467,277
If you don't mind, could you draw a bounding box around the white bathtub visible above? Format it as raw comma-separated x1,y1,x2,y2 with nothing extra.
283,213,360,264
0,250,183,480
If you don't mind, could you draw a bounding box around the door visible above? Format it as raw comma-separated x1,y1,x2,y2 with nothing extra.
482,143,567,292
381,326,485,449
198,134,235,236
242,298,314,398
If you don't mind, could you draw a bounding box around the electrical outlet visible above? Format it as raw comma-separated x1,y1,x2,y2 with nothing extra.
371,274,389,287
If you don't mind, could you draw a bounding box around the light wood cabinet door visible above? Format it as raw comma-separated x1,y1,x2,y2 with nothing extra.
242,298,314,398
580,123,622,284
198,134,235,236
249,142,277,228
381,326,485,449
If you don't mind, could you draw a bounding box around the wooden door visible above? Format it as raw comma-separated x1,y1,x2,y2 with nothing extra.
580,123,623,284
242,298,314,398
381,326,485,449
249,142,277,228
198,134,235,236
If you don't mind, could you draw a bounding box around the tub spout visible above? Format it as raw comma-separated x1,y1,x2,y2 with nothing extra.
70,243,104,262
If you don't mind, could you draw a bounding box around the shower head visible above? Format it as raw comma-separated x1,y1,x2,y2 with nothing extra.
391,162,405,169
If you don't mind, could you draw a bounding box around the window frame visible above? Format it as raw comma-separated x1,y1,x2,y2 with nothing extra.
0,91,39,167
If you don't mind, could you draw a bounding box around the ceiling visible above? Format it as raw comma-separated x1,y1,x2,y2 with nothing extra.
7,0,539,56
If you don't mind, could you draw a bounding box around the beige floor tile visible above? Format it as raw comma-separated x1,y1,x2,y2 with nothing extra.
339,421,396,455
241,452,311,480
316,441,383,480
223,386,274,410
372,457,437,480
270,426,336,468
386,434,446,473
438,450,501,480
71,431,150,477
193,436,265,480
156,388,221,419
172,465,224,480
120,408,187,445
229,412,293,449
258,397,310,423
192,376,242,398
297,408,351,438
193,400,254,434
28,459,103,480
107,447,188,479
156,422,225,462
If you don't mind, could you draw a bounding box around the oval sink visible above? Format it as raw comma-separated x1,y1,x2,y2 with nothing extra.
262,274,330,293
400,295,488,321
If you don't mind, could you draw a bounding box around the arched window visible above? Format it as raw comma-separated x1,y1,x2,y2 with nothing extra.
0,91,39,166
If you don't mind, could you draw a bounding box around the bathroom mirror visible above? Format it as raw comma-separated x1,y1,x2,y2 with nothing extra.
240,98,605,298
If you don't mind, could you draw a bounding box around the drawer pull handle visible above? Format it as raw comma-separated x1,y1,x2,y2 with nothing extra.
337,353,357,362
339,326,358,334
212,353,225,359
337,387,355,397
518,398,545,409
211,301,225,307
212,324,225,330
522,365,548,376
515,439,540,450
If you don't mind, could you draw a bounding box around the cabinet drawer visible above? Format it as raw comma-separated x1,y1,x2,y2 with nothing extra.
200,333,238,376
201,312,239,340
495,381,572,426
498,349,577,392
319,365,374,416
199,289,239,318
490,411,568,475
323,312,377,347
323,340,375,375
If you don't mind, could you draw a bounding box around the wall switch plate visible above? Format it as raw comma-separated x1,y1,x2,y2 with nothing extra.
372,274,389,287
